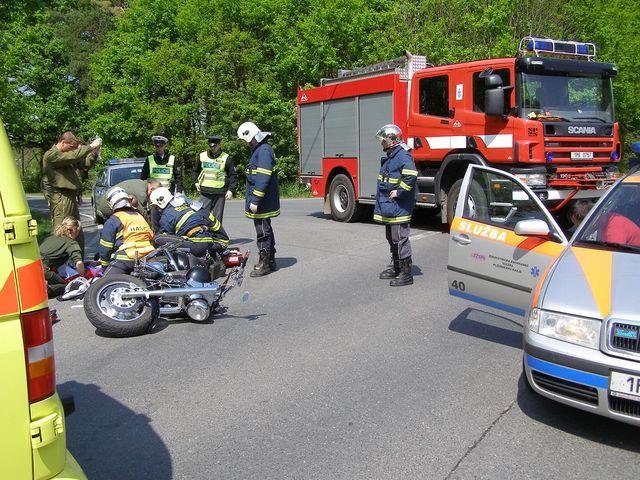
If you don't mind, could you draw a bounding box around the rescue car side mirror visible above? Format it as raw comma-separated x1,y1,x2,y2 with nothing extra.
514,219,550,236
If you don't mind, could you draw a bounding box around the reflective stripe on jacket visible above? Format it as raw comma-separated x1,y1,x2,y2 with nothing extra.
198,151,228,189
373,145,418,224
112,210,154,259
245,141,280,219
147,154,175,187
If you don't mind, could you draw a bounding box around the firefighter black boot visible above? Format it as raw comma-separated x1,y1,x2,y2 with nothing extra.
268,250,277,271
250,249,272,277
390,257,413,286
379,252,400,279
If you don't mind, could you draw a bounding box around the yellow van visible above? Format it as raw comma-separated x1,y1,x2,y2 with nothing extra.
0,123,86,479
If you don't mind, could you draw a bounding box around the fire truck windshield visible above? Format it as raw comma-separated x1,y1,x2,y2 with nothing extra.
519,72,614,123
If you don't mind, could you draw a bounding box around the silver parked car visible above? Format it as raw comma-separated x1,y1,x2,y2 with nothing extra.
448,162,640,426
91,158,145,223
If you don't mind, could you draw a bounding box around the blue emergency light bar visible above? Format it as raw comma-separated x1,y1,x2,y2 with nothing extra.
108,157,146,165
519,37,596,61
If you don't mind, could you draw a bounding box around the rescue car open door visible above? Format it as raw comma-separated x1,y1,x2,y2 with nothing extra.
447,165,568,316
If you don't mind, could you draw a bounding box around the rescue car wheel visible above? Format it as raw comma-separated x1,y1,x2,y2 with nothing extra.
446,179,487,225
83,274,158,337
329,174,362,222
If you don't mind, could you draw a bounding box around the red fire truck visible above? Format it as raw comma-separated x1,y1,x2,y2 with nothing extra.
296,37,620,224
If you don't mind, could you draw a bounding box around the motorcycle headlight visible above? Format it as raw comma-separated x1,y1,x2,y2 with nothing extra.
528,308,600,349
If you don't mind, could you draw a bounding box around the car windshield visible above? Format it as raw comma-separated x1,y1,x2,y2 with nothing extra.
110,166,142,185
574,179,640,252
519,72,614,123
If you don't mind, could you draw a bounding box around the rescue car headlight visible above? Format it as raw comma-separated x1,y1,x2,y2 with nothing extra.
532,309,600,349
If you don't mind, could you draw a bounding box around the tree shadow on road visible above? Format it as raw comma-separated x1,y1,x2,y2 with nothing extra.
59,381,173,480
448,307,523,349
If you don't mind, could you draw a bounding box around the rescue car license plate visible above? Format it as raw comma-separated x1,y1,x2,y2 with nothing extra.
571,151,593,160
610,371,640,401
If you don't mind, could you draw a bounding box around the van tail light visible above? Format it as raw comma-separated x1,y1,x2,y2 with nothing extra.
21,308,56,403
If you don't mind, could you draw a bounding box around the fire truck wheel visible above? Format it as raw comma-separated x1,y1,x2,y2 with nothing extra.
446,178,487,224
329,174,362,222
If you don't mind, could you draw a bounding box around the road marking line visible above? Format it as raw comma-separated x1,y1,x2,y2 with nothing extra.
409,231,440,241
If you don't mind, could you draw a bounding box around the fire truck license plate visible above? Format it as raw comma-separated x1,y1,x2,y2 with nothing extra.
571,151,594,160
610,371,640,401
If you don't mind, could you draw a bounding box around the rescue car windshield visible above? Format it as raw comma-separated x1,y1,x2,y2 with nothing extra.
519,72,614,123
573,181,640,252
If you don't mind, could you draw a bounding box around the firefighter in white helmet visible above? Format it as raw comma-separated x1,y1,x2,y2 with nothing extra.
374,124,418,286
97,186,155,275
237,121,280,277
149,187,229,257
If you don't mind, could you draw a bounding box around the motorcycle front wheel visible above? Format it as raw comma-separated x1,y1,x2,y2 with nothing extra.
83,274,159,337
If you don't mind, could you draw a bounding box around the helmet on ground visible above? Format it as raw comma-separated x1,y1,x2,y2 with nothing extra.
107,186,132,211
186,265,211,284
149,187,173,209
237,121,271,143
375,124,403,149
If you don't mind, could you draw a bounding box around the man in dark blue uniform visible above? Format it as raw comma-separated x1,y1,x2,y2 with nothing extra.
237,121,280,277
149,187,229,257
374,124,418,287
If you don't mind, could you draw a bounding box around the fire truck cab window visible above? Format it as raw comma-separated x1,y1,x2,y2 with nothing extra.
473,69,510,112
419,75,449,117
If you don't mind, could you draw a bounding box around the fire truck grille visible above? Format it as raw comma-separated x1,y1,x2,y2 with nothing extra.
609,395,640,418
531,371,599,405
544,139,614,161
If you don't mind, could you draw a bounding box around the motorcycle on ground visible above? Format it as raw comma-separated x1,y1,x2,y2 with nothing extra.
83,241,249,337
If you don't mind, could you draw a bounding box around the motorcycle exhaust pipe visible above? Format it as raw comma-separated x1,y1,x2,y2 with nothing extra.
119,285,221,299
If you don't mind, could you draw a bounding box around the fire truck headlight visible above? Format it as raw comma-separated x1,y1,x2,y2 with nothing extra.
515,173,547,188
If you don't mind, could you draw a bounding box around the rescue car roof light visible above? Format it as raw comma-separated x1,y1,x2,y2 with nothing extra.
519,36,596,61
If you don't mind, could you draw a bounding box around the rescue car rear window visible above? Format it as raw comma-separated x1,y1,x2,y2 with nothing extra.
110,167,142,185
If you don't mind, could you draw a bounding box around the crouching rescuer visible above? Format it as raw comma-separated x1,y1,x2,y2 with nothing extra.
374,124,418,287
98,186,155,275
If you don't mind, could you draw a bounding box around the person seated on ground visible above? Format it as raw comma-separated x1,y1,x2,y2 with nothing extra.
149,186,229,257
40,216,85,298
566,199,593,236
97,179,162,230
98,186,155,275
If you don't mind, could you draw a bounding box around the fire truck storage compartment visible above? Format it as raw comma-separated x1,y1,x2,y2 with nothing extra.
299,91,393,200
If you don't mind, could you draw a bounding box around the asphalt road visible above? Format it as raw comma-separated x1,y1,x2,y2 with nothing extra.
30,196,640,479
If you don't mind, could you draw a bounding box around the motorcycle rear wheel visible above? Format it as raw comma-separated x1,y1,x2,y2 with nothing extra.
84,274,159,337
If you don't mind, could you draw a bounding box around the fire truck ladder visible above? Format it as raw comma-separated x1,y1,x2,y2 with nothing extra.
320,51,431,85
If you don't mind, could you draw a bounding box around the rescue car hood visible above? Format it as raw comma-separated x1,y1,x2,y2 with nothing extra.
539,245,639,321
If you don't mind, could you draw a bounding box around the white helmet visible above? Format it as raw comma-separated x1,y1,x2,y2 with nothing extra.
237,121,271,143
149,187,174,209
375,124,403,149
107,186,131,211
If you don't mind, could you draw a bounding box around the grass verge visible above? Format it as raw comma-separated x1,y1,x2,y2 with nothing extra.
31,211,52,243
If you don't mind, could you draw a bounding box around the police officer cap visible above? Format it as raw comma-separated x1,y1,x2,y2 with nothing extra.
151,135,168,144
207,135,222,145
